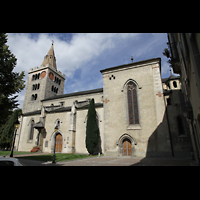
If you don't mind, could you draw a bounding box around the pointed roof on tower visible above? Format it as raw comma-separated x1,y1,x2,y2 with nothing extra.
41,43,57,69
47,43,55,57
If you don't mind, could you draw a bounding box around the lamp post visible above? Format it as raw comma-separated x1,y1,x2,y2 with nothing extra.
10,121,20,157
52,125,59,163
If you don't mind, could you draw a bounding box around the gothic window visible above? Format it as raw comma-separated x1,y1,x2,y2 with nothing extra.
29,120,35,140
31,94,35,100
32,75,35,81
127,82,139,125
32,84,40,90
31,94,37,100
54,76,61,85
57,120,60,128
51,85,58,93
55,119,61,129
32,73,40,81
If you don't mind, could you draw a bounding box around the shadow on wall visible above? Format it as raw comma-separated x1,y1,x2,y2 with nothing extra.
132,108,193,165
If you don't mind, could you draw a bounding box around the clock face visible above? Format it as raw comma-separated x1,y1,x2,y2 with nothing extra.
41,71,46,79
49,72,54,81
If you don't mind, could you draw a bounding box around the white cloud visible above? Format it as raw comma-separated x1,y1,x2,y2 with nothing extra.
7,33,168,109
7,33,140,108
56,33,141,77
7,33,140,77
132,33,167,59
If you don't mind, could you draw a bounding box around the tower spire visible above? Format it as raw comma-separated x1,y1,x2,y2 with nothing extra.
41,43,57,69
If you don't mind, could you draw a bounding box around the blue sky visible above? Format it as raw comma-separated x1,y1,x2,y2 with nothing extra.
7,33,174,109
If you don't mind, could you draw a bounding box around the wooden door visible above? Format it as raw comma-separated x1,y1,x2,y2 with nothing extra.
55,134,63,152
123,139,132,156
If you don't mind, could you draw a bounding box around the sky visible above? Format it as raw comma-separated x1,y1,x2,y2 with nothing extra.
7,33,175,109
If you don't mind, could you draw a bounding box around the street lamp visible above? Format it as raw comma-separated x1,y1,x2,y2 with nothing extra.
52,125,59,163
10,120,20,157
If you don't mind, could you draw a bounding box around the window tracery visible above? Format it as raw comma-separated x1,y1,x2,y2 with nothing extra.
29,120,35,140
127,82,139,125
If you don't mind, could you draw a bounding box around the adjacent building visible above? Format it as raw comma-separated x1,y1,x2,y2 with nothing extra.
167,33,200,164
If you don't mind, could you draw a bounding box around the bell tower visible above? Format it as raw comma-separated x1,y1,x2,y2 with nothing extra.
22,43,65,113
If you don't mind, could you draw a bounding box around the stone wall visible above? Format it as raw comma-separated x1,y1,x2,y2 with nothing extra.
101,58,171,157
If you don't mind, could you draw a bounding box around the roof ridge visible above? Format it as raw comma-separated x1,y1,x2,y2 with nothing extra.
100,57,161,73
41,88,103,102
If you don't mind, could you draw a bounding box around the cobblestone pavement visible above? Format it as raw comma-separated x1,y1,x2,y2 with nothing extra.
56,156,144,166
57,156,194,166
17,155,195,166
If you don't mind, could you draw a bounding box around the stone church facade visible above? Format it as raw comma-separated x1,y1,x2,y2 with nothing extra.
15,44,192,157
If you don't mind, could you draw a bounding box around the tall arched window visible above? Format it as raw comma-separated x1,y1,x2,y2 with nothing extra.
127,82,139,125
29,120,35,140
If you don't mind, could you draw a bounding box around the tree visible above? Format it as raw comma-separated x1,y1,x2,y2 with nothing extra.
0,33,25,126
0,109,22,149
85,99,99,155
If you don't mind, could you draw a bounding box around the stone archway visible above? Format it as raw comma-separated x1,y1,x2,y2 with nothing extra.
118,134,137,156
50,131,63,153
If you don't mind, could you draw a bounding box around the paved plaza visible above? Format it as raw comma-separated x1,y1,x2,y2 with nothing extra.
15,153,195,166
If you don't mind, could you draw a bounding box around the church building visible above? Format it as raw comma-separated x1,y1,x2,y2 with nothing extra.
15,44,192,157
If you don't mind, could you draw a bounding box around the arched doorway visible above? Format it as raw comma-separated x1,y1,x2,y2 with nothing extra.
55,133,63,152
117,134,136,156
123,139,132,156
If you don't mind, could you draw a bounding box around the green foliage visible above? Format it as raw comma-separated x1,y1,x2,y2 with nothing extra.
0,33,25,125
85,99,99,155
0,109,22,149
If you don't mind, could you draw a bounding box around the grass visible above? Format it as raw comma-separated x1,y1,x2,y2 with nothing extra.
18,153,90,162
